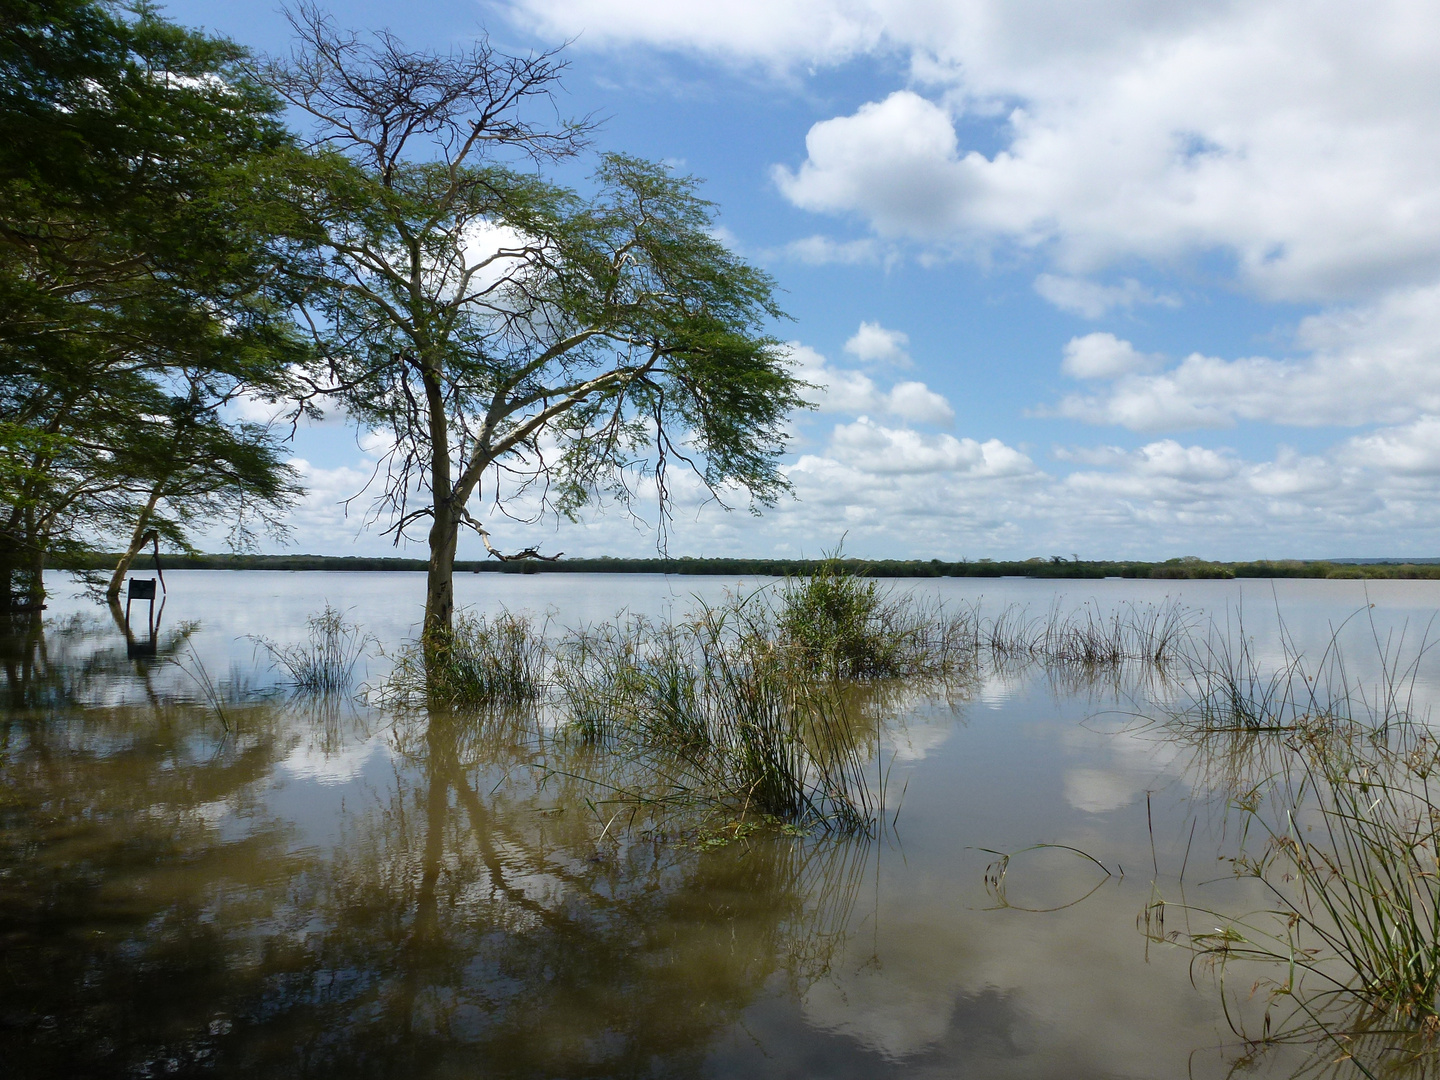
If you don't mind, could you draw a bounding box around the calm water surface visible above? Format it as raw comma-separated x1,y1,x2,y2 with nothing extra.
5,571,1439,1078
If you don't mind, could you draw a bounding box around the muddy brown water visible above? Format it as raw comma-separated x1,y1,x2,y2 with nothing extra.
3,571,1438,1078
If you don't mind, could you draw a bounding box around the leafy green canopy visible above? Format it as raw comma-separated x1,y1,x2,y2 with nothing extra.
0,1,306,601
285,151,802,529
263,9,807,633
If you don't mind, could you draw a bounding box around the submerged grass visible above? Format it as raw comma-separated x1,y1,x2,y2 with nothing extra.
353,576,1200,836
373,611,546,710
251,604,373,694
1146,611,1440,1073
1170,726,1440,1076
552,596,883,832
1172,605,1435,733
980,598,1193,667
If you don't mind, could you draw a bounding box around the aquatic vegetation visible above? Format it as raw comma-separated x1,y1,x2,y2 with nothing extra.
775,559,976,679
367,581,1201,835
692,612,879,831
1170,607,1434,734
541,572,988,833
252,603,373,694
375,610,546,709
981,842,1118,913
1147,615,1440,1074
552,599,882,832
1165,727,1440,1076
979,599,1193,668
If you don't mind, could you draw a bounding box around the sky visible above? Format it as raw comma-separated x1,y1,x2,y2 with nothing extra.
164,0,1440,561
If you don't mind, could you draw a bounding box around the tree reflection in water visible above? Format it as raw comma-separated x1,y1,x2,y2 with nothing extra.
0,616,867,1078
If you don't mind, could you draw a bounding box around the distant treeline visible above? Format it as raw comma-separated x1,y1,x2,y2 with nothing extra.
54,552,1440,580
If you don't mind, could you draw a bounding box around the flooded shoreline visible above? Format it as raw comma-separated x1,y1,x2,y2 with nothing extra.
4,572,1439,1077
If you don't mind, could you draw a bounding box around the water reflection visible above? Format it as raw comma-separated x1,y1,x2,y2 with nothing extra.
0,623,868,1077
0,687,295,1076
8,577,1440,1078
299,707,870,1077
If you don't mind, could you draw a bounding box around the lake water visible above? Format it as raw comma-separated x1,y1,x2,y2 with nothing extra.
5,570,1439,1078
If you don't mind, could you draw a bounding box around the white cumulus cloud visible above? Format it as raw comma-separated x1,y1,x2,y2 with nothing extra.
515,0,1440,305
829,418,1034,476
773,92,984,240
1342,416,1440,476
1035,274,1180,319
787,343,954,424
1049,284,1440,431
844,320,912,365
1061,333,1160,380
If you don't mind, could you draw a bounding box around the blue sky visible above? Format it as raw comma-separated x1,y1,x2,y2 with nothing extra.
170,0,1440,560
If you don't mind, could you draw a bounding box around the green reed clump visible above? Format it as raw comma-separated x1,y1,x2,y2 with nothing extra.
377,611,546,709
1180,617,1318,730
636,622,707,749
777,562,902,678
981,599,1192,667
776,560,977,679
552,596,880,832
251,604,372,693
1287,733,1440,1025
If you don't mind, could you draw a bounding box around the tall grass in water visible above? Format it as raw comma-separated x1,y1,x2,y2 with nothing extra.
252,604,372,693
552,596,881,832
775,560,975,679
375,611,546,709
980,599,1192,667
554,618,706,748
1174,606,1431,733
700,606,877,831
1155,615,1440,1072
1178,728,1440,1073
366,582,1190,836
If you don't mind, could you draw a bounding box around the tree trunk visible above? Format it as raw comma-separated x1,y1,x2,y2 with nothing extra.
22,507,44,608
423,503,459,642
420,355,457,645
106,488,162,602
0,532,14,614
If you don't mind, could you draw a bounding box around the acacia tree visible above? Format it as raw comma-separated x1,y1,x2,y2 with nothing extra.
0,0,307,608
103,379,300,602
266,9,805,639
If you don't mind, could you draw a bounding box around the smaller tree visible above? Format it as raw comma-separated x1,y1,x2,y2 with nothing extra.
103,381,301,602
267,9,807,639
0,0,309,607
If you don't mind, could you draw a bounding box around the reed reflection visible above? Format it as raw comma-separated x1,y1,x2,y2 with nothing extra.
0,613,870,1078
282,704,870,1076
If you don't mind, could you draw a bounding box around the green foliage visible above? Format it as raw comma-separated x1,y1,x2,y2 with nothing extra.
53,548,1440,584
775,555,979,679
0,0,306,605
262,14,806,635
377,612,547,710
776,561,907,679
251,604,373,693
